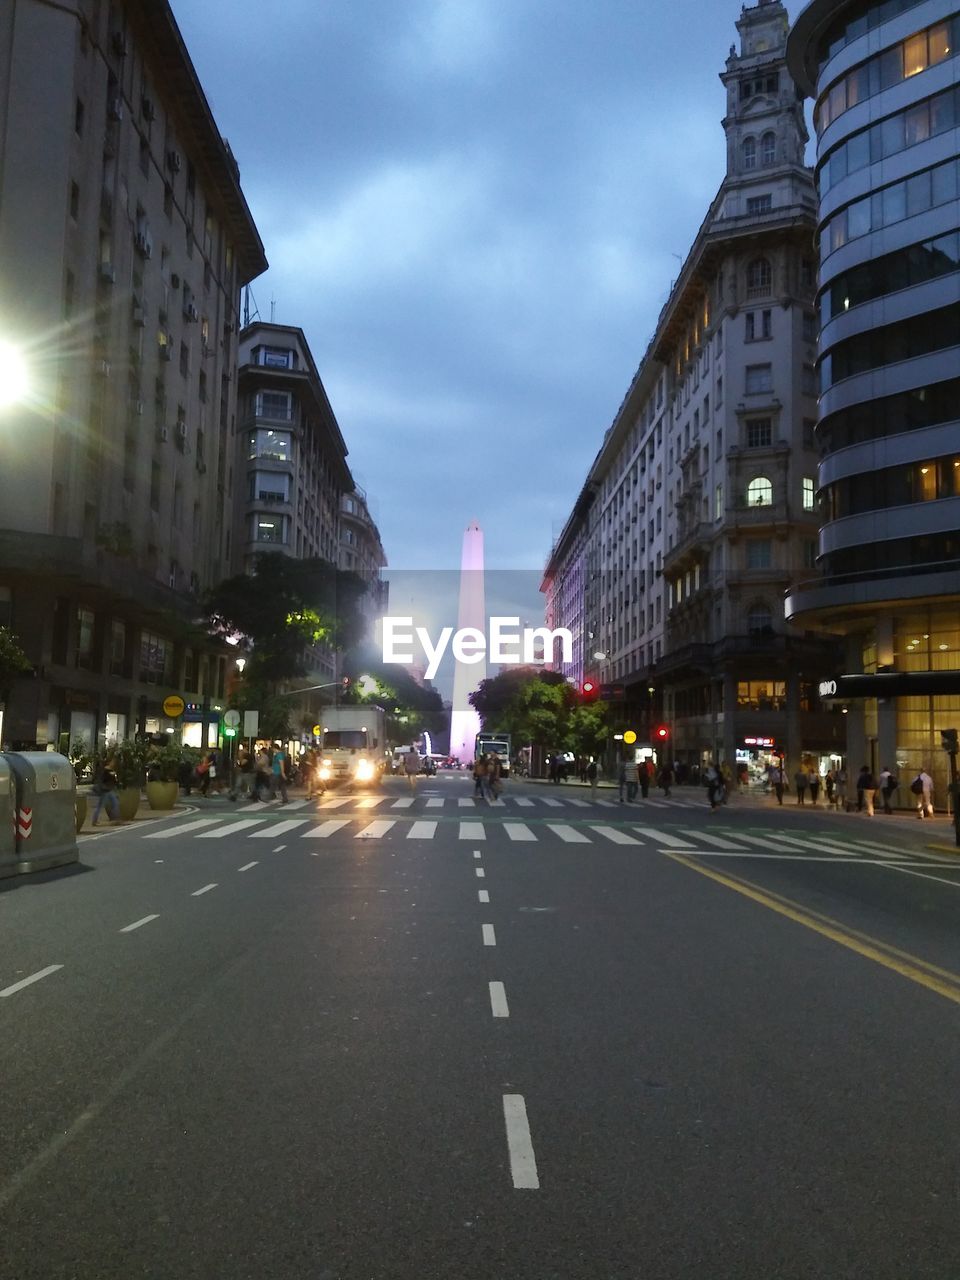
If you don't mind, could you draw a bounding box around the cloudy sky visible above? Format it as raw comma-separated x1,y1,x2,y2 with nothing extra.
173,1,789,577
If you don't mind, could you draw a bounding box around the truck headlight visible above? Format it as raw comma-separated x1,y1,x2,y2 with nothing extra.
319,766,331,781
355,758,374,781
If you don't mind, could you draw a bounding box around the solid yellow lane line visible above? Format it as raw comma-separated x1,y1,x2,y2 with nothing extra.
666,852,960,1007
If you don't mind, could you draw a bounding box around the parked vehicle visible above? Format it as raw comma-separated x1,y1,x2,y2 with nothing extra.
317,705,387,787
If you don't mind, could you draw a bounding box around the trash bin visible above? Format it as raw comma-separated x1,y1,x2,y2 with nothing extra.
4,752,78,874
0,755,15,879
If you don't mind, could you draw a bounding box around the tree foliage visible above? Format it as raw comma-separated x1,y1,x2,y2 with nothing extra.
469,667,603,754
203,554,368,684
342,659,447,744
0,626,32,701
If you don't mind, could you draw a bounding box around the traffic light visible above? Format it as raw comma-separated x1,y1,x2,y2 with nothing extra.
942,728,959,754
654,725,670,743
341,676,352,688
581,679,598,702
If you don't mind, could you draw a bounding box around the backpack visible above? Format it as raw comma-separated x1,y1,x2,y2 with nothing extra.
910,775,924,795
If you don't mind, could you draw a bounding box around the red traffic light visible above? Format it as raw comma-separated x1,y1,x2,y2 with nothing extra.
655,725,670,741
581,680,599,701
582,680,595,694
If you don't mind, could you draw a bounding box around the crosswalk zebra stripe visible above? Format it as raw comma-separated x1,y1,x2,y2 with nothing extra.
566,798,590,808
504,823,536,842
283,799,309,810
145,818,222,839
633,826,696,848
595,800,617,809
355,820,394,839
250,820,308,838
426,798,443,808
678,829,747,850
547,823,591,844
407,821,438,839
302,820,351,838
460,821,486,841
590,825,644,845
197,819,267,839
513,798,534,807
391,797,415,809
355,796,384,810
316,796,352,809
458,798,476,807
540,798,563,808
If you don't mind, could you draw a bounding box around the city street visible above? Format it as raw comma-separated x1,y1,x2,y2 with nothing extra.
2,772,960,1278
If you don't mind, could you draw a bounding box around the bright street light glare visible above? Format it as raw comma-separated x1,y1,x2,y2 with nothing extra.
0,341,29,407
357,674,378,696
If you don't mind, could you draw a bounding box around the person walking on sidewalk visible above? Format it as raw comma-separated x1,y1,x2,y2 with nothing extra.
808,768,820,806
878,766,897,815
858,765,877,816
704,763,724,811
587,758,598,800
625,759,640,803
794,768,808,805
769,761,785,806
638,759,651,799
913,767,935,819
90,756,121,826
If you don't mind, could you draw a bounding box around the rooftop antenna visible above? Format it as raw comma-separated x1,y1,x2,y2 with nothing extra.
270,295,277,323
242,285,261,328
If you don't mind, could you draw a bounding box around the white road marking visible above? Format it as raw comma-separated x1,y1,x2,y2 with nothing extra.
238,862,258,872
513,798,534,807
302,820,351,838
250,820,307,838
407,821,438,839
274,846,286,852
540,797,563,808
503,1095,539,1189
355,820,394,839
119,915,159,933
426,798,444,808
590,825,644,845
873,863,960,890
547,823,591,844
317,796,352,809
486,797,505,807
489,982,509,1017
633,826,695,848
505,823,536,842
476,867,486,878
458,797,476,807
460,821,486,841
678,829,747,850
355,796,385,810
197,819,266,839
478,889,490,903
0,965,64,998
566,798,590,808
191,883,218,896
483,923,497,946
283,799,309,810
473,850,482,858
595,800,617,808
392,798,415,809
145,818,222,839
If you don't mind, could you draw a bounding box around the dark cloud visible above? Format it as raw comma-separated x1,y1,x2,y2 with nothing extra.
172,1,751,572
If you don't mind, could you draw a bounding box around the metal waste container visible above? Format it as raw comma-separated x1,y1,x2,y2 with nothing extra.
0,755,15,879
4,752,78,874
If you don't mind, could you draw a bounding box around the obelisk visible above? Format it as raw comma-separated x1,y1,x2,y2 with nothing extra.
449,520,485,763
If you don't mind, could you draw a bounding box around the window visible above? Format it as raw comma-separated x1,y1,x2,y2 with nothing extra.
249,470,290,503
802,312,817,344
139,631,169,685
742,136,757,171
747,194,773,216
737,680,785,710
803,418,816,449
258,347,295,369
747,603,773,634
803,539,818,569
747,257,771,298
802,364,817,396
761,132,776,166
252,515,287,545
108,620,126,677
746,539,772,569
715,483,724,519
248,429,292,462
747,476,773,507
254,390,292,421
745,364,772,395
76,608,95,669
746,417,773,448
803,476,816,511
746,310,772,341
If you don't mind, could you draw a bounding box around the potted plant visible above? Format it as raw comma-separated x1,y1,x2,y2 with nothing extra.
145,741,184,810
112,739,146,820
69,737,94,831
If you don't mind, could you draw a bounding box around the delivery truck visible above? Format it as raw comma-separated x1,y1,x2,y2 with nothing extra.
316,705,387,788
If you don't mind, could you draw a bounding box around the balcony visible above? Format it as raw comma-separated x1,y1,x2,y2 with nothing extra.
663,521,713,575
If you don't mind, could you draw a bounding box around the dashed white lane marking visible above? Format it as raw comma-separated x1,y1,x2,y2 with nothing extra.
392,798,415,809
145,818,222,839
476,867,486,878
191,883,218,896
274,846,286,852
503,1095,540,1189
197,819,266,839
302,820,351,838
633,826,695,848
478,889,490,903
119,915,159,933
426,798,444,808
407,821,438,839
513,798,534,807
250,820,307,838
590,825,644,846
0,965,64,998
238,862,258,872
489,982,509,1017
482,923,497,946
679,829,747,851
505,823,536,842
540,798,563,808
460,822,486,841
458,797,476,807
547,823,592,843
473,850,482,859
355,820,395,839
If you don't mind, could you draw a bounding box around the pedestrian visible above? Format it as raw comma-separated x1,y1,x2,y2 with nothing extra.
638,759,650,799
794,768,807,804
235,746,253,800
271,744,289,804
198,751,220,796
912,767,934,819
473,755,487,798
770,761,785,805
857,765,877,816
737,763,749,794
404,743,421,791
835,767,848,811
704,763,723,810
587,758,598,800
487,754,502,800
617,760,627,802
808,768,820,806
625,759,640,802
824,769,836,809
90,756,121,825
658,763,674,797
252,746,270,802
878,766,898,814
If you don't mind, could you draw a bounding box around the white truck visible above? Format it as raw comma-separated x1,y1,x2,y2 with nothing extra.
317,705,387,788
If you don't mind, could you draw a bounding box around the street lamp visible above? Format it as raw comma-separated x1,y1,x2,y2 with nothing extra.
0,341,29,408
235,656,246,674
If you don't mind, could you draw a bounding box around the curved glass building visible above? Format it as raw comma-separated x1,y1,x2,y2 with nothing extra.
787,0,960,797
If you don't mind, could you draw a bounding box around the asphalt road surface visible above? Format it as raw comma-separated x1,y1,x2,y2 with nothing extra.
2,773,960,1278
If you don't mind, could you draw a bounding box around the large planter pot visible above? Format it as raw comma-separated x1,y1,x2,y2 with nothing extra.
146,780,179,811
117,787,141,821
75,793,87,833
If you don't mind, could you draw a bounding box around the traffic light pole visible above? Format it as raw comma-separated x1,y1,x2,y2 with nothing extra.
942,728,959,847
